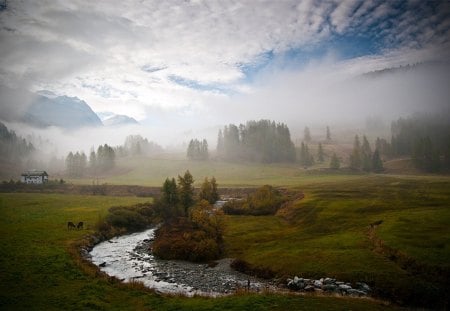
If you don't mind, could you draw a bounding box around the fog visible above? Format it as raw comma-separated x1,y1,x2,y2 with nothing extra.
2,58,449,157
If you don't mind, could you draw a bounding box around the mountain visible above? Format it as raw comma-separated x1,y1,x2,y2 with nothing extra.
23,92,103,128
101,114,139,126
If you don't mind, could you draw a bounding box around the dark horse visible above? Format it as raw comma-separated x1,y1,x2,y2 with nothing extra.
67,222,76,230
77,221,84,230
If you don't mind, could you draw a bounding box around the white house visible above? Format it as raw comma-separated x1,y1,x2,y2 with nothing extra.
21,171,49,184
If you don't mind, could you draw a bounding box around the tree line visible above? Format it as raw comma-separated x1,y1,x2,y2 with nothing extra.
115,135,163,157
0,122,35,161
388,114,450,172
66,144,115,177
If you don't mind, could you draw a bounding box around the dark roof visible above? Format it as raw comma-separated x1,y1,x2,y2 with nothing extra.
21,171,48,176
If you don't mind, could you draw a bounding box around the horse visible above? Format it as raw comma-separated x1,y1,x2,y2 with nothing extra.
77,221,84,230
67,221,76,230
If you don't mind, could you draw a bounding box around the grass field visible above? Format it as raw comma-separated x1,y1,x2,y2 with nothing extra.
224,176,450,307
0,192,406,310
71,155,436,187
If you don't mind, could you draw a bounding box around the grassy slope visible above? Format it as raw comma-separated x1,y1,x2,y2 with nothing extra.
0,193,401,310
224,176,450,305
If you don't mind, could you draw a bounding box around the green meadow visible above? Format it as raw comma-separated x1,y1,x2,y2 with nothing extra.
0,192,405,310
1,165,449,309
224,176,450,307
75,155,376,187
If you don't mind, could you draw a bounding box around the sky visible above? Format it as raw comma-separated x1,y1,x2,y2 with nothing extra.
0,0,449,148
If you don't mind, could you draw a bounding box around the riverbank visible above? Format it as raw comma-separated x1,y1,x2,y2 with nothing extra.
89,228,274,296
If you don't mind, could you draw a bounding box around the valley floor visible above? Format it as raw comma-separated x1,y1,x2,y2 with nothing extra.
1,174,449,309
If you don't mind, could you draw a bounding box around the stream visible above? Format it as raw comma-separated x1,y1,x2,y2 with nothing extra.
89,228,272,296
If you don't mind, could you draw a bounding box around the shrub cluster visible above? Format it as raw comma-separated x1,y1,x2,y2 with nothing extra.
152,200,224,262
96,203,154,236
222,185,287,216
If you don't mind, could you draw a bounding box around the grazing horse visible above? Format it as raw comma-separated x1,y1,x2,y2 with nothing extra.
77,221,84,230
67,222,76,230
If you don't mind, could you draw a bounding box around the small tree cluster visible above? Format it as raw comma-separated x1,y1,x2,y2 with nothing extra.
65,151,87,177
217,120,296,163
152,172,224,262
187,139,209,160
349,135,383,172
115,135,163,157
93,144,116,172
66,144,115,178
155,170,196,220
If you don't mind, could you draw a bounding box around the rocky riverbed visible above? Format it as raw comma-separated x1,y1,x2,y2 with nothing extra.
89,228,272,296
89,228,372,298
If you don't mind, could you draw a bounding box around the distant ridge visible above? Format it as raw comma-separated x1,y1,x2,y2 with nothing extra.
22,92,103,128
102,114,139,126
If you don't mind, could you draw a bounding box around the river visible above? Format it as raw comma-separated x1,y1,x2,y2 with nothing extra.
89,228,270,296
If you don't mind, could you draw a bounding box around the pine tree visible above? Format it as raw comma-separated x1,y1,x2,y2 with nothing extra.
350,135,362,170
178,170,195,215
326,126,331,141
210,176,219,203
361,135,372,172
199,177,212,203
66,152,74,177
217,129,224,158
317,143,324,162
89,149,97,170
162,178,178,205
304,126,311,142
330,152,340,169
372,149,383,173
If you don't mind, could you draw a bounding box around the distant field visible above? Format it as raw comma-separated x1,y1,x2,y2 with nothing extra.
0,192,404,310
71,155,412,187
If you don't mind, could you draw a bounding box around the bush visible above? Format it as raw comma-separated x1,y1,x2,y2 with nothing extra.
97,203,155,234
223,185,286,216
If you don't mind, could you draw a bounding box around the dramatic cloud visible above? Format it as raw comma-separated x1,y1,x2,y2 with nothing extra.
0,0,449,128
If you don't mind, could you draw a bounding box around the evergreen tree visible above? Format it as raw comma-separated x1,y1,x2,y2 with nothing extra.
372,149,384,173
89,149,97,170
210,176,219,203
326,126,331,141
299,142,314,167
65,152,74,177
330,152,340,169
201,139,209,160
349,135,362,170
361,135,372,172
317,143,324,162
304,126,311,142
178,170,195,215
217,129,224,158
162,178,178,205
198,176,220,204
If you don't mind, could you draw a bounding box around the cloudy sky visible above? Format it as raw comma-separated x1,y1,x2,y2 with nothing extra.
0,0,449,133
